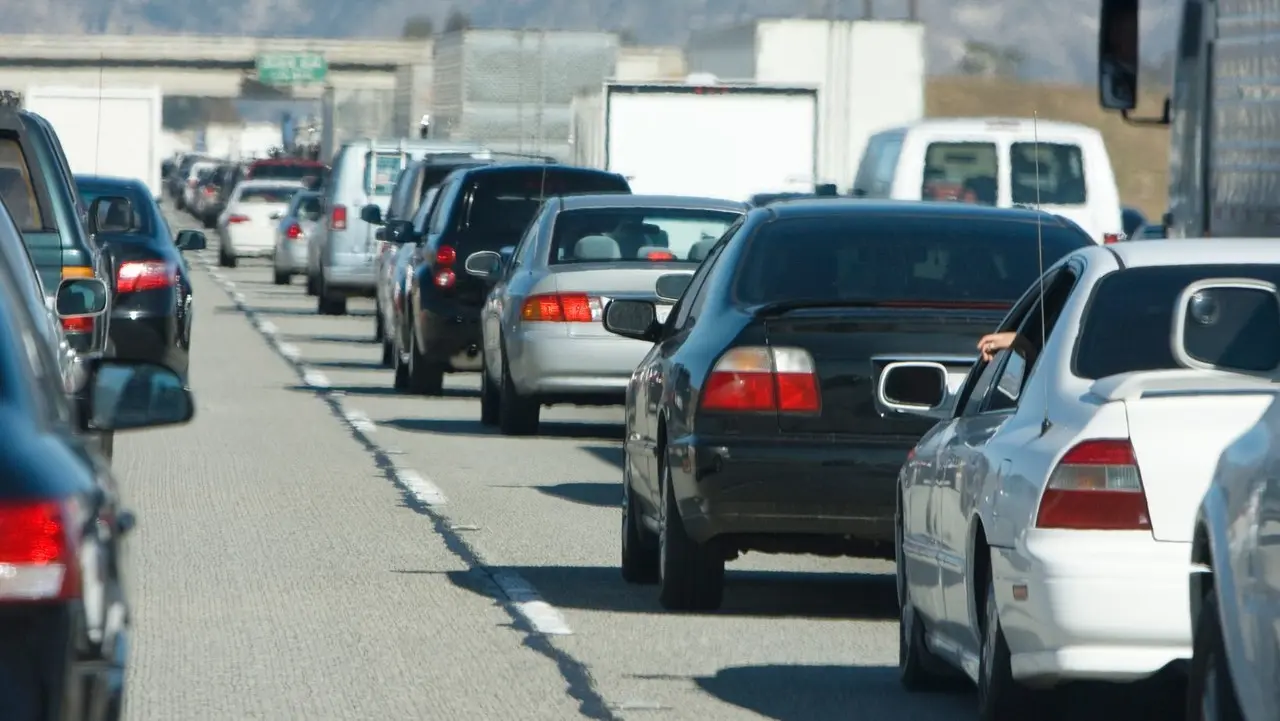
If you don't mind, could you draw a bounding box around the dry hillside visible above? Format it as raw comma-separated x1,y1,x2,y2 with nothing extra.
926,76,1170,219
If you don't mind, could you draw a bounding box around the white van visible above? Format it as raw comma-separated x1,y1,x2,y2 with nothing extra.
851,117,1124,243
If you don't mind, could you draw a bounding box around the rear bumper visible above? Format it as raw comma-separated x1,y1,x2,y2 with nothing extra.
992,532,1192,684
323,254,376,293
0,603,116,720
667,434,911,548
509,329,648,401
419,299,482,371
274,241,308,272
110,312,187,377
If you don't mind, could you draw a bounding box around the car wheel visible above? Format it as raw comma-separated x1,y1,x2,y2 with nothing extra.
218,245,232,268
316,278,346,315
479,349,500,426
621,461,659,584
202,215,215,230
272,269,290,285
977,571,1036,721
657,457,724,611
380,336,394,368
898,494,953,690
374,303,385,342
407,330,444,395
305,272,318,297
1187,591,1245,721
497,353,539,435
392,334,410,390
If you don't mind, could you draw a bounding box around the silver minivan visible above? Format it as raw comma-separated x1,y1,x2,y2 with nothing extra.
307,139,484,315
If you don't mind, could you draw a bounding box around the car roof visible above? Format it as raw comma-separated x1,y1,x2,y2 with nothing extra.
758,199,1081,228
1101,239,1280,268
75,174,148,192
879,117,1101,138
558,194,747,211
237,179,306,188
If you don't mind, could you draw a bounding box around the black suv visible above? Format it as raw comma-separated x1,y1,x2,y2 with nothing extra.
401,164,631,393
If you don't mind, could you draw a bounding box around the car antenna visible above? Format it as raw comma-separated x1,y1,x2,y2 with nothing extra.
94,53,105,178
1033,111,1051,437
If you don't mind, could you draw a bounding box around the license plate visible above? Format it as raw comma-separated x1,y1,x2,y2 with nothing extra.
656,304,672,323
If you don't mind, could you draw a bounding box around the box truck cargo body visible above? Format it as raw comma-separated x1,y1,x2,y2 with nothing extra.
24,86,163,198
571,82,819,201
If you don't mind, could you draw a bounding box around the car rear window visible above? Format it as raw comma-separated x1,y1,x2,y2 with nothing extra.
459,169,629,251
365,153,406,195
239,186,300,204
0,139,41,231
550,207,741,264
294,194,323,220
1076,264,1280,379
922,142,998,205
734,214,1090,306
1010,142,1086,206
250,163,327,184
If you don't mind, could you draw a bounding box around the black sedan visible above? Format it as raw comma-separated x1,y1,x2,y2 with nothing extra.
602,200,1092,611
76,175,206,380
0,222,196,721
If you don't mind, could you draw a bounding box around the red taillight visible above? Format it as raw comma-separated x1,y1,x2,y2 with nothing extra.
433,269,456,288
1103,233,1122,244
202,186,216,196
436,246,456,266
1035,439,1152,531
520,293,601,323
0,499,81,601
701,346,821,413
647,250,676,261
61,316,93,334
286,222,302,240
329,204,347,230
227,214,249,224
117,260,176,293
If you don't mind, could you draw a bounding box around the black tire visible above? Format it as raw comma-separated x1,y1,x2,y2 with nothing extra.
218,246,232,268
621,463,659,584
380,337,394,368
1187,592,1245,721
657,459,724,611
977,572,1037,721
479,350,500,426
202,215,215,230
897,493,953,690
392,335,410,390
316,279,347,315
272,269,290,286
407,330,444,395
305,273,318,297
374,304,385,342
225,252,237,269
497,354,539,435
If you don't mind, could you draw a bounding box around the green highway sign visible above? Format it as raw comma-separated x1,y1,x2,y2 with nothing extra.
256,52,327,85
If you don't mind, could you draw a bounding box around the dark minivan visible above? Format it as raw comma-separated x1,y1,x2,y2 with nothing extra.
401,164,631,394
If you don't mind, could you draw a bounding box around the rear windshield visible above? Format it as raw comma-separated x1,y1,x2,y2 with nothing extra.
550,207,741,264
250,163,327,184
293,194,323,221
734,214,1090,306
365,153,406,195
459,170,630,250
77,182,152,235
1076,265,1280,379
1011,142,1086,206
923,142,998,205
239,186,300,204
0,139,41,231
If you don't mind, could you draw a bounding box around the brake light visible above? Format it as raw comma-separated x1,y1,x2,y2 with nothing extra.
61,316,93,333
701,346,820,413
1103,233,1122,244
227,214,249,224
0,499,81,601
117,260,176,293
520,293,602,322
647,250,676,261
1035,439,1152,530
202,186,216,196
330,204,347,230
286,222,302,240
436,246,456,267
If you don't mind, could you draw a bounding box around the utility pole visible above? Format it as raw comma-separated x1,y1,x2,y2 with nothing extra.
862,0,873,19
907,0,917,20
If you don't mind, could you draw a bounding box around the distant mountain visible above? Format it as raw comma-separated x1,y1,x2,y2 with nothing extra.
4,0,1181,83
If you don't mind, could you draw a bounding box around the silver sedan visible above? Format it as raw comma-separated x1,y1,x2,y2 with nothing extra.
272,191,323,285
464,194,747,436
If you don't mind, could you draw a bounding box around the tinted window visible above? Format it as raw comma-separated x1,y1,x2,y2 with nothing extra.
922,142,998,205
238,186,301,204
1076,265,1280,379
76,181,153,234
549,208,741,264
294,194,323,221
734,214,1089,305
1010,142,1086,206
251,163,327,183
459,169,629,250
0,139,41,231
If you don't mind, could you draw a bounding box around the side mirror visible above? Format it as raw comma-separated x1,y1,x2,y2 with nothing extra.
87,195,134,234
1172,279,1280,373
463,250,503,279
175,229,206,251
655,273,693,303
603,299,660,343
360,204,383,225
1098,0,1139,112
389,220,414,243
55,277,109,318
83,359,194,432
874,359,968,421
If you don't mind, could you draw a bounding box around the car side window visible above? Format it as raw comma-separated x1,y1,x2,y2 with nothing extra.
429,180,459,236
981,268,1080,414
506,219,540,279
670,220,740,330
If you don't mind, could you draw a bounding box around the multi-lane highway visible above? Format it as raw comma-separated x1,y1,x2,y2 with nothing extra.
112,209,1180,720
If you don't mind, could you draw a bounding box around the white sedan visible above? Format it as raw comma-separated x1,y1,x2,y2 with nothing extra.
216,180,305,268
882,239,1280,718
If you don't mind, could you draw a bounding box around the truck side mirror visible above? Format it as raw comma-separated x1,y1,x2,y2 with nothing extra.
1098,0,1139,111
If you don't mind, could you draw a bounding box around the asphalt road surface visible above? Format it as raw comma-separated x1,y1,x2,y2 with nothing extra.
112,207,1183,721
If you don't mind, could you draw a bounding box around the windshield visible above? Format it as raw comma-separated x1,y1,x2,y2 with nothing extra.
239,186,300,204
549,207,741,264
734,214,1090,306
1077,264,1280,379
1010,142,1087,206
77,181,153,235
459,169,629,251
922,142,998,205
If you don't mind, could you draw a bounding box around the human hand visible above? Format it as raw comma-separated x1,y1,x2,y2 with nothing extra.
977,331,1017,362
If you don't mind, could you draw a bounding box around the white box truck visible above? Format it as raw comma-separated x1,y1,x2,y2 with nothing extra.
24,86,164,198
570,80,819,201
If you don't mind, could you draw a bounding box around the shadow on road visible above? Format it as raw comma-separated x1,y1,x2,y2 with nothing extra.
278,333,379,345
435,565,899,620
287,384,410,398
305,359,386,371
380,417,622,441
518,481,619,508
580,444,624,469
